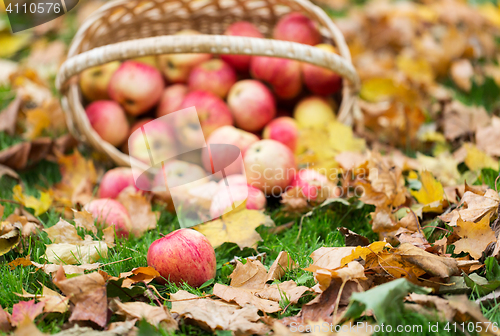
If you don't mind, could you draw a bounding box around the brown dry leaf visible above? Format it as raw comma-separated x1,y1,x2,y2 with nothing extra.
440,189,500,226
309,247,356,270
266,251,297,282
338,227,370,247
370,206,398,233
453,214,496,259
340,241,390,266
358,152,407,208
416,152,460,187
72,209,97,234
44,235,107,265
16,284,68,314
53,151,97,207
43,218,82,244
450,59,474,92
442,101,490,141
394,243,458,278
0,94,21,136
54,271,107,327
102,226,115,248
115,301,177,331
395,227,430,249
13,319,47,336
119,266,160,287
447,295,498,334
476,116,500,157
117,188,158,237
8,257,33,270
408,293,457,321
214,258,310,312
306,261,366,291
171,290,269,334
10,300,44,327
0,304,11,333
194,205,274,249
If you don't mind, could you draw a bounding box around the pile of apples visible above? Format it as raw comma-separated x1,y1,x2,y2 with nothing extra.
81,12,342,217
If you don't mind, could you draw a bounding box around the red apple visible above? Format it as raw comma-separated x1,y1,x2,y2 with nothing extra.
294,96,336,128
290,169,329,200
84,199,132,237
80,61,120,101
98,167,148,199
273,12,322,46
147,228,216,287
302,44,342,95
85,100,129,146
157,30,212,83
177,91,233,144
156,84,189,118
152,160,209,199
244,139,296,195
201,125,259,175
227,80,276,131
263,117,299,152
250,56,302,99
128,118,177,165
108,61,165,116
210,184,266,218
220,21,263,72
122,118,153,155
188,59,237,98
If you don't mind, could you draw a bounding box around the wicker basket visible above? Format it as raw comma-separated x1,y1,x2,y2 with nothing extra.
56,0,360,170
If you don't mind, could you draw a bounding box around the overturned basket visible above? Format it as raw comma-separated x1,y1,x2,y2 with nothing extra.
56,0,360,169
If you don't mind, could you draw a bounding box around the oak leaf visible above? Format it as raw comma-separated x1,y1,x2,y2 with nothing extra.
194,206,274,249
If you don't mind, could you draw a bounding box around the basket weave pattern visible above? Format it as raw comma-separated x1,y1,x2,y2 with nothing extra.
56,0,360,168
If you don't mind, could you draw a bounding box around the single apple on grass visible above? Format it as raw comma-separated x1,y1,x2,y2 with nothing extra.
84,199,132,237
263,117,299,152
177,91,233,144
157,30,212,83
227,80,276,131
289,168,334,200
273,12,322,46
201,125,259,175
108,61,165,116
147,228,216,287
188,59,237,98
156,84,189,118
293,96,336,128
80,61,120,101
85,100,129,146
302,44,342,95
210,184,266,218
244,139,296,195
98,167,149,199
250,56,302,99
220,21,263,72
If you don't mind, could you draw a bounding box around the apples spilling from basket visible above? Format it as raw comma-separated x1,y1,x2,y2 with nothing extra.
81,12,342,214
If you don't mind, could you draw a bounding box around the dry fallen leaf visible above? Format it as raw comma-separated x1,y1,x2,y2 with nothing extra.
410,171,447,212
31,262,100,275
171,290,269,334
10,300,44,327
43,218,82,244
114,301,177,331
12,185,52,217
0,95,21,136
117,188,158,238
72,209,97,234
0,304,11,333
119,266,160,287
54,271,107,328
194,206,274,249
450,59,474,92
453,214,496,260
16,284,68,314
440,189,500,226
44,239,107,265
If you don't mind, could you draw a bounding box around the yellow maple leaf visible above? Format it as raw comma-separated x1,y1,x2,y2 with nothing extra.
410,171,446,212
12,185,52,216
340,241,390,266
464,143,499,172
194,205,274,249
396,55,435,85
453,214,496,260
